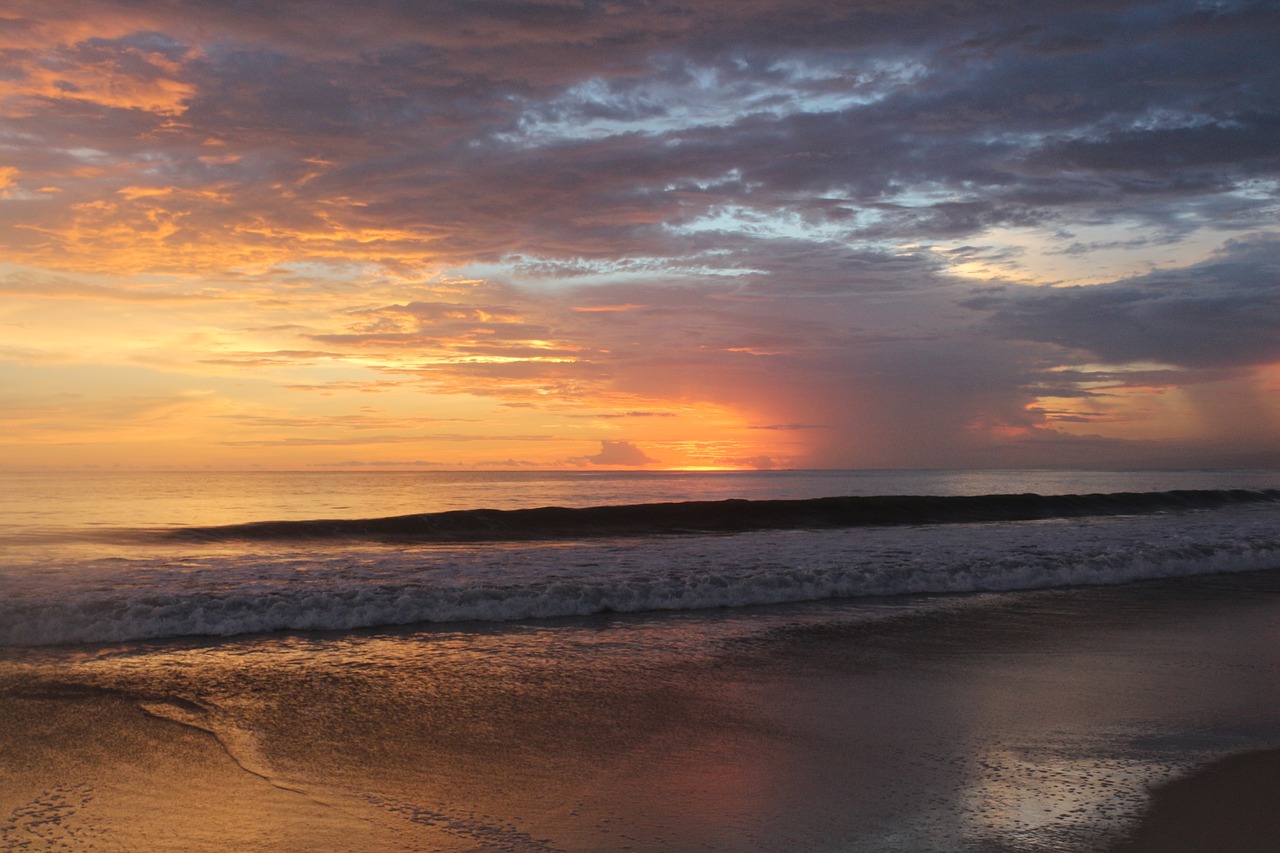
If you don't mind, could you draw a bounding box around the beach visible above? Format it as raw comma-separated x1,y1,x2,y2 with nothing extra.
4,568,1280,852
7,0,1280,845
3,469,1279,851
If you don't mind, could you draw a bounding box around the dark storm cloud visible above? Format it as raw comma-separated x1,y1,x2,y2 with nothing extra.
969,237,1280,369
2,0,1269,279
8,0,1278,268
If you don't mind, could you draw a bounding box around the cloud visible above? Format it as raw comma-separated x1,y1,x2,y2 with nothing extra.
219,433,559,448
968,237,1280,369
572,411,677,419
0,271,214,302
1,0,1278,469
312,459,448,468
582,440,658,467
4,0,1275,277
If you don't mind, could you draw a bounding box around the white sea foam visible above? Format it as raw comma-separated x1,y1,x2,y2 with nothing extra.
3,505,1280,646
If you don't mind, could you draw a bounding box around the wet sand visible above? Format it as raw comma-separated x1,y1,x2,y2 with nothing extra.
3,570,1280,851
1107,748,1280,853
0,687,426,851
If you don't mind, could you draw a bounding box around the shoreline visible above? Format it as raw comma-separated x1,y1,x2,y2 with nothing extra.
3,574,1280,851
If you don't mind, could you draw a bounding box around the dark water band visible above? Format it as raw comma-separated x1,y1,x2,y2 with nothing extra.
163,488,1280,543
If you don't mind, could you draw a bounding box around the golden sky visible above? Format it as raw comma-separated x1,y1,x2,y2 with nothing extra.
2,0,1279,470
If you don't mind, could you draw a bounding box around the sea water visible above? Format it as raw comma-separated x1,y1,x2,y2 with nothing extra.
2,469,1279,647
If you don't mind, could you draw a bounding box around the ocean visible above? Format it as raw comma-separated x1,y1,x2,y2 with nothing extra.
3,468,1280,851
3,468,1279,646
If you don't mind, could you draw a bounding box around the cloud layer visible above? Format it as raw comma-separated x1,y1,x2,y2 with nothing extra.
2,0,1278,468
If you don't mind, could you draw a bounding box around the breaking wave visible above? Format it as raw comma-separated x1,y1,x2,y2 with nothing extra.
3,490,1279,647
162,489,1280,542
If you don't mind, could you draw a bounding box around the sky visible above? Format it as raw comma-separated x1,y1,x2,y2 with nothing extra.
2,0,1278,471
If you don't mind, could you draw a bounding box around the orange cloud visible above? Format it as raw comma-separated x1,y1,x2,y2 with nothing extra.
580,440,657,466
571,303,648,313
0,47,193,118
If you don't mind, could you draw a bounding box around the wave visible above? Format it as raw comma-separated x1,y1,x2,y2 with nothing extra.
162,488,1280,542
5,497,1280,647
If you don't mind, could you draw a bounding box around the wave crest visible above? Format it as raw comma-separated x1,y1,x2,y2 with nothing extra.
5,496,1280,646
163,489,1280,543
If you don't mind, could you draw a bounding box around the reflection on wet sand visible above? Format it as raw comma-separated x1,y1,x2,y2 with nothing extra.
3,571,1280,851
